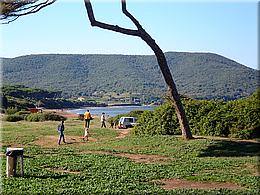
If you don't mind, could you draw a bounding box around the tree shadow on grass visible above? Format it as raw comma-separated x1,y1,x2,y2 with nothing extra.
198,140,260,157
24,174,69,179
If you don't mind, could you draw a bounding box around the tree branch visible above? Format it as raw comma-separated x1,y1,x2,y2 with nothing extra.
0,0,56,24
1,15,19,24
6,0,55,17
121,0,143,30
84,0,140,37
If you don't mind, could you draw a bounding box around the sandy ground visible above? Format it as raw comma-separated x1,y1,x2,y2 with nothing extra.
43,109,79,118
33,135,97,147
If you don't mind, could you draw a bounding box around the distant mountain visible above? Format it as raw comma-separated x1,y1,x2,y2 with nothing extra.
2,52,259,100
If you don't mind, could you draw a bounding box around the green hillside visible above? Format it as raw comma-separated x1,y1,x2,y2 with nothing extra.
2,52,258,99
1,85,105,109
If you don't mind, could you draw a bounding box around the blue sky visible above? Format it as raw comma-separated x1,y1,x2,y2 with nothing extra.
0,0,258,69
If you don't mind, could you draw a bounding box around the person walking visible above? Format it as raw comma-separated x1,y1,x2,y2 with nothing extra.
100,112,106,128
83,110,92,141
109,120,114,128
84,110,92,129
57,120,66,145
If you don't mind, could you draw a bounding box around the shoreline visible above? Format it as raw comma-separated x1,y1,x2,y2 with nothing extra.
43,105,157,118
43,108,101,118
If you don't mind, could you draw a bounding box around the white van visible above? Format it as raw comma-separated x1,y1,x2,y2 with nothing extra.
118,117,137,129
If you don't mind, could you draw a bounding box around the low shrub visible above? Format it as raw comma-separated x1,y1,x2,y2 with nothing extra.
3,114,24,122
25,112,67,122
6,107,19,115
133,90,260,139
25,113,45,122
16,110,31,119
133,104,181,136
230,128,259,139
44,112,67,121
16,110,31,115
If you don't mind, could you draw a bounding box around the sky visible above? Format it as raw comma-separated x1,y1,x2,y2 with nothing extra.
0,0,258,70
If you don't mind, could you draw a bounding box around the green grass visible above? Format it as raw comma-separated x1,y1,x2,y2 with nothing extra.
1,119,259,194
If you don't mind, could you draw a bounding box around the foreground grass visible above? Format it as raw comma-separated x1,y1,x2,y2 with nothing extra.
1,119,259,194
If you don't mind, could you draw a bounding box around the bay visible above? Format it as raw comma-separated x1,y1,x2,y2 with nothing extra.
68,105,157,117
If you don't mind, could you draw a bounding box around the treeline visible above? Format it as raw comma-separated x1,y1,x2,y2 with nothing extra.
2,85,61,99
1,85,105,110
132,90,260,139
2,52,258,100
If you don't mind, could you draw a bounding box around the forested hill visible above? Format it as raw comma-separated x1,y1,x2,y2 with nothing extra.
2,52,258,99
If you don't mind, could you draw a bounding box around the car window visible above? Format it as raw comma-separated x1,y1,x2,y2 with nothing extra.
124,118,133,122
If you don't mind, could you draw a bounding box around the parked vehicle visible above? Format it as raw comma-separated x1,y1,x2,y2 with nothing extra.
118,117,137,129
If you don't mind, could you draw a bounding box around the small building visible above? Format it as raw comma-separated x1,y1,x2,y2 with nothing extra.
28,108,42,113
78,97,85,102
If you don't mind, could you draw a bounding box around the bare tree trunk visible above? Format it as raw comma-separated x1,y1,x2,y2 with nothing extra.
84,0,193,139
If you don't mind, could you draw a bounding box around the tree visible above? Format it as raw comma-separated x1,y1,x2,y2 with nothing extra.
0,0,55,24
84,0,193,139
0,0,193,139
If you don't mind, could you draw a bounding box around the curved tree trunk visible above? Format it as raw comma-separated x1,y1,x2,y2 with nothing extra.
140,32,193,139
84,0,193,139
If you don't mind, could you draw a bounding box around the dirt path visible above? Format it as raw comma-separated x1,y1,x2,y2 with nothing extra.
34,135,97,148
81,150,171,164
113,153,171,164
33,127,132,149
115,129,130,139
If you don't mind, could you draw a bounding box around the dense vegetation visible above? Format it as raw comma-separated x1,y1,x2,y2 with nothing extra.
3,111,67,122
132,90,260,139
2,85,61,99
2,52,258,99
2,106,67,122
1,119,259,194
1,85,104,110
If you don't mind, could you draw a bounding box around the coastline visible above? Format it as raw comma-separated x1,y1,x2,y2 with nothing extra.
43,105,157,118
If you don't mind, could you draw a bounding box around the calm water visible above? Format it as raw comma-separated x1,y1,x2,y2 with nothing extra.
68,105,157,117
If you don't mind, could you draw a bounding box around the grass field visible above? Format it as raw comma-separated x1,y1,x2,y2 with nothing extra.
1,117,259,194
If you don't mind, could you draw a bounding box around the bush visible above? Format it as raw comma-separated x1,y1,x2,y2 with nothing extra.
25,113,45,122
3,114,24,122
25,112,67,122
44,112,67,121
16,110,31,115
230,128,259,139
133,90,260,139
6,107,19,115
133,104,181,136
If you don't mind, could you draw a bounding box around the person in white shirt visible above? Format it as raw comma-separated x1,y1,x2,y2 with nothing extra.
100,112,106,128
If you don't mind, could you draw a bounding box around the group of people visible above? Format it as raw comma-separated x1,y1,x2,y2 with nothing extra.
57,110,113,145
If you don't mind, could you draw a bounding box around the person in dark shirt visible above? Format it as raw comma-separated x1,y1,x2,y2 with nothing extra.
57,120,66,145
